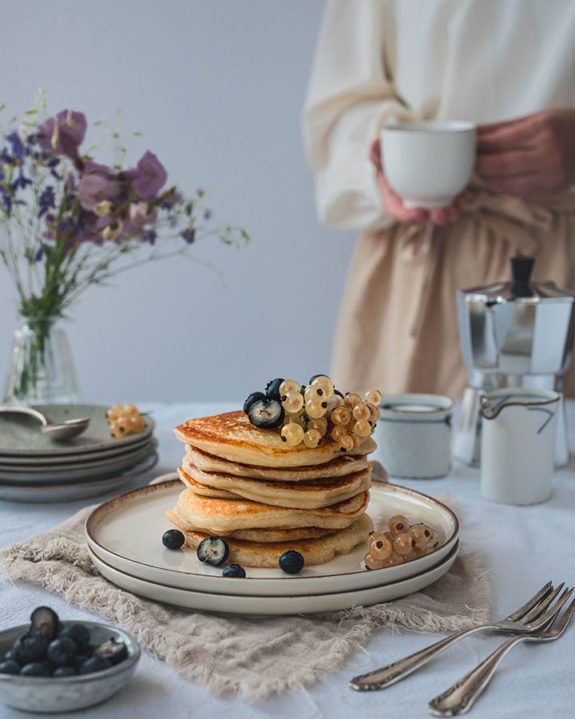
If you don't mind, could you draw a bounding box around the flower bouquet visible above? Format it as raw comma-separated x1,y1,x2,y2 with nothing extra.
0,99,247,402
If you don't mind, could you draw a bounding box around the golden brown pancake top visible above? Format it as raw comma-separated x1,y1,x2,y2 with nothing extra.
174,411,376,468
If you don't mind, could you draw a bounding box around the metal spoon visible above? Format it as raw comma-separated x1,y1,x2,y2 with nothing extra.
0,398,91,441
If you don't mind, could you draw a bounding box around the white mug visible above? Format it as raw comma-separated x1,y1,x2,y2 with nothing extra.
380,120,476,208
480,388,560,505
372,394,453,478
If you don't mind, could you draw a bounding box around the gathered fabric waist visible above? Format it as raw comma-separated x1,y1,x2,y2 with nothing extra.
361,186,575,338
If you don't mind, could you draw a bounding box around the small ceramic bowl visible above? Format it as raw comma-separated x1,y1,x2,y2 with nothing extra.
380,120,476,208
0,620,140,713
372,393,453,478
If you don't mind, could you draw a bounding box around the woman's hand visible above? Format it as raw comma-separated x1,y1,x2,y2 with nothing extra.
369,138,462,225
476,108,575,201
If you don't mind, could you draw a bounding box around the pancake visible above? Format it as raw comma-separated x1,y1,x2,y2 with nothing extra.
179,460,372,509
185,445,370,481
225,526,337,543
174,411,376,468
178,513,374,568
166,487,370,533
179,476,241,501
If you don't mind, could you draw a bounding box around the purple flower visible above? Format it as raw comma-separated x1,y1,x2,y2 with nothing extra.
124,151,167,201
78,210,111,245
38,110,87,161
160,188,181,210
143,229,157,245
11,173,32,191
180,228,196,244
128,201,157,228
77,166,123,212
6,132,26,160
38,186,55,217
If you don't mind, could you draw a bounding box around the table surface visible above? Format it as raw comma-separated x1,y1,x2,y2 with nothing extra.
0,400,574,719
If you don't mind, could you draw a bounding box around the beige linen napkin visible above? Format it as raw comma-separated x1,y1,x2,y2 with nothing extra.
0,496,490,701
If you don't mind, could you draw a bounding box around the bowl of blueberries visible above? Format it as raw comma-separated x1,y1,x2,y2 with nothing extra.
0,606,140,713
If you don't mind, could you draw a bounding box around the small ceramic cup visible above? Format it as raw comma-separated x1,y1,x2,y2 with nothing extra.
372,394,453,478
480,388,560,505
380,120,476,208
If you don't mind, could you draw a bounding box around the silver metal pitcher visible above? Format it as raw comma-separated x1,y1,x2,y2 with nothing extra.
454,255,575,466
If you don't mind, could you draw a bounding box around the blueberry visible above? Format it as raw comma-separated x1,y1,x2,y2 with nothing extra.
247,398,284,429
0,660,20,675
30,606,60,641
73,654,89,670
79,656,112,674
162,529,185,550
12,635,49,665
265,378,285,401
47,637,77,667
197,537,230,566
93,638,128,666
58,624,91,654
3,650,16,662
53,666,77,676
20,662,50,676
279,550,305,575
243,391,266,415
222,564,246,578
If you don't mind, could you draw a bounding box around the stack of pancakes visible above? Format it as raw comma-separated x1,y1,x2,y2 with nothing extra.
166,410,375,568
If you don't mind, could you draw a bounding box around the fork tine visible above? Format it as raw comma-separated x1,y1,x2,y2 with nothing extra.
530,587,574,630
551,598,575,635
507,580,554,621
521,582,564,623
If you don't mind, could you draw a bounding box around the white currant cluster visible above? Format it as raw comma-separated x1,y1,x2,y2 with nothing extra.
278,375,382,451
365,514,440,570
106,403,146,439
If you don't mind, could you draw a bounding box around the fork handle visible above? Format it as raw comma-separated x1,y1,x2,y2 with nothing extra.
428,635,525,716
349,625,493,691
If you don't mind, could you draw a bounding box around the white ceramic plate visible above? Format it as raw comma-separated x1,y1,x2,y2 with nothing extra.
0,404,154,456
89,542,458,615
86,478,459,597
0,453,158,502
0,440,158,483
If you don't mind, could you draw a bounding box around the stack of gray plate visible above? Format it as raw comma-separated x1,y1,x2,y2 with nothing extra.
0,404,157,502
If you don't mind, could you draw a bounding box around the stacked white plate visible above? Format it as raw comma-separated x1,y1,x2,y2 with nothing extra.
0,404,158,502
86,477,460,615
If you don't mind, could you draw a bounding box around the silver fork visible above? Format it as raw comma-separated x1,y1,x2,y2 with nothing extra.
428,595,575,716
349,581,564,691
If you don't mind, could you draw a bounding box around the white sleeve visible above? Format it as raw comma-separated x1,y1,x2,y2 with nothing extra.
302,0,413,232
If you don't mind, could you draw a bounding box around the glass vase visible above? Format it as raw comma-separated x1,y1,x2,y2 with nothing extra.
3,315,82,404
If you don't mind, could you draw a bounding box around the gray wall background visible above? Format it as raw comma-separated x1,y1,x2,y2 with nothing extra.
0,0,356,403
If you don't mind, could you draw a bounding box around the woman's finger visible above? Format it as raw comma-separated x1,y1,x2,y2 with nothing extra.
476,113,534,136
476,118,541,152
429,206,460,225
476,148,540,178
481,173,547,201
370,138,382,170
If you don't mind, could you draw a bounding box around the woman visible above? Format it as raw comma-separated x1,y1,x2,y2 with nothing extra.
303,0,575,397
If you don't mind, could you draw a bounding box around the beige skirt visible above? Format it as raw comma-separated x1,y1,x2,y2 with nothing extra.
331,187,575,399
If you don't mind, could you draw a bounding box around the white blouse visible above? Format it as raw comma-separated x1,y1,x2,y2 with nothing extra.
302,0,575,233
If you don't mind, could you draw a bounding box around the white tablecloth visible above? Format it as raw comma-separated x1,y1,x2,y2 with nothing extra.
1,401,574,719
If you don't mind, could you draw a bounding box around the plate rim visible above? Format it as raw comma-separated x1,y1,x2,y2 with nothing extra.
88,541,459,614
85,478,459,593
0,439,158,481
0,433,154,466
0,452,159,496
